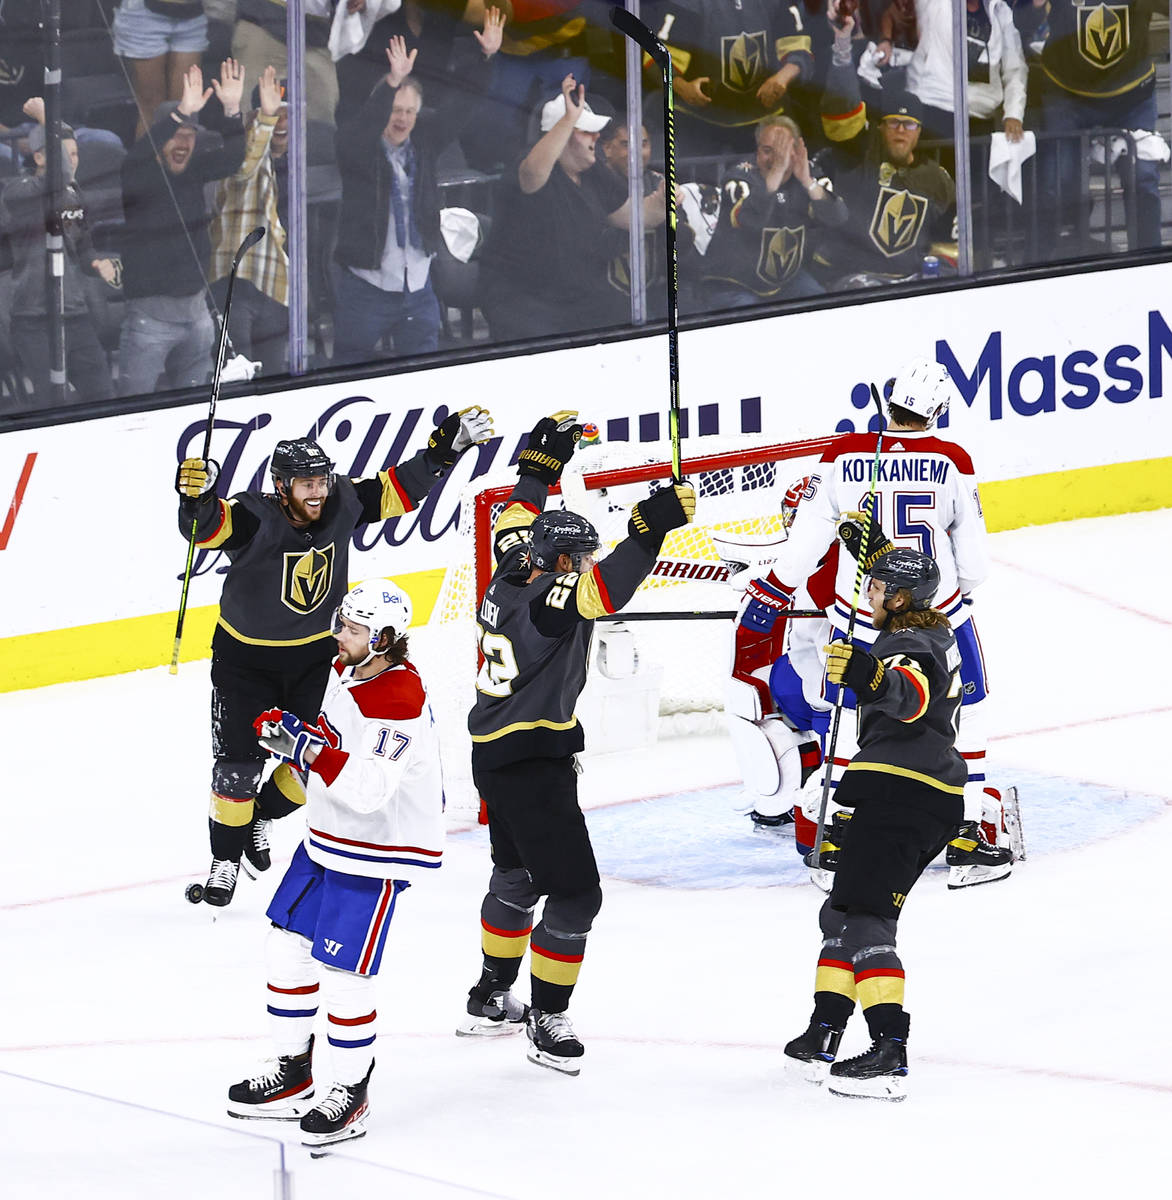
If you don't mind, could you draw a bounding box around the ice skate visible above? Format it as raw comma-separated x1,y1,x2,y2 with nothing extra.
827,1036,908,1101
525,1009,584,1075
804,810,852,891
240,815,272,879
456,977,530,1037
204,857,240,907
750,808,795,834
227,1036,314,1120
947,821,1013,889
300,1063,373,1155
782,1022,844,1084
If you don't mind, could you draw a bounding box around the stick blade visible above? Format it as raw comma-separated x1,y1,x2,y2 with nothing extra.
609,5,669,64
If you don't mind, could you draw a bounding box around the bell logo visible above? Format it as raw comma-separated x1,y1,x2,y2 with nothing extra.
323,939,343,956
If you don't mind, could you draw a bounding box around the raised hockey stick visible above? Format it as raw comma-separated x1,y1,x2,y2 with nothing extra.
609,5,682,484
808,385,886,872
168,226,266,675
599,609,829,622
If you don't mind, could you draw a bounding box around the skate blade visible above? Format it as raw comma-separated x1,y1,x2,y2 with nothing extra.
526,1046,582,1076
304,1126,367,1158
807,867,834,893
455,1015,527,1037
783,1055,830,1086
227,1102,312,1121
948,862,1013,890
1003,785,1027,862
828,1074,907,1102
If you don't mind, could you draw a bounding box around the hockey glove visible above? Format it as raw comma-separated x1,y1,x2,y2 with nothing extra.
824,641,887,701
254,708,325,771
737,573,792,635
836,511,893,570
426,405,495,469
175,457,220,498
627,483,697,552
516,411,583,485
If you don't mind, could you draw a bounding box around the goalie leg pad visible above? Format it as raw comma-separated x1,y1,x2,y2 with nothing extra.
726,713,809,813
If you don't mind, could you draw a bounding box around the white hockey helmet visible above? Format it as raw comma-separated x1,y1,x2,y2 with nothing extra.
333,577,413,654
886,357,955,428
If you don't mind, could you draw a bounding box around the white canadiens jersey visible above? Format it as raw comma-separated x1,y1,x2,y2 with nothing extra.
777,430,990,632
302,659,444,880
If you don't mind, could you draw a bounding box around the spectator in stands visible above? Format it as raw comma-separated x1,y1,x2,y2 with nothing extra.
231,0,338,125
699,115,846,309
647,0,816,158
811,9,956,289
0,118,116,409
118,59,246,396
1036,0,1165,253
332,11,504,366
112,0,211,139
210,66,289,375
876,0,920,64
479,76,630,342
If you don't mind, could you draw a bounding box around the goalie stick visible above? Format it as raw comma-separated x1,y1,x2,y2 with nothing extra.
169,225,266,675
609,5,682,484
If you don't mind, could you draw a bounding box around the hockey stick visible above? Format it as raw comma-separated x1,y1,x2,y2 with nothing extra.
599,609,828,622
807,384,886,871
168,226,266,675
609,5,682,484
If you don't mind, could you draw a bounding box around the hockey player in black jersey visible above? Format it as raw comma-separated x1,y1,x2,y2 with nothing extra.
783,547,965,1100
457,411,696,1074
174,406,493,906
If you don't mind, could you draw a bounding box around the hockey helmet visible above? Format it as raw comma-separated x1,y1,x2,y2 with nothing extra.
869,547,940,610
270,438,336,489
885,358,955,428
528,510,601,572
333,577,413,652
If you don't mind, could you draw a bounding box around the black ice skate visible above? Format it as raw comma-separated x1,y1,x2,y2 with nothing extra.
750,808,795,834
526,1009,584,1075
782,1022,845,1084
240,815,272,879
300,1062,373,1155
456,976,530,1037
227,1035,314,1120
204,857,240,907
827,1035,908,1101
947,821,1013,890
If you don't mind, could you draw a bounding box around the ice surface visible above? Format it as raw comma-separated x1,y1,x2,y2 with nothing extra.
3,510,1171,1199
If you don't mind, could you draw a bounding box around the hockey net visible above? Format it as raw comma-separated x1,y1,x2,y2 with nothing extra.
412,434,834,819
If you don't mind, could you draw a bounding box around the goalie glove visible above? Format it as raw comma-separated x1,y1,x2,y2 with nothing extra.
836,511,893,570
426,405,495,469
517,411,583,485
254,708,326,771
175,457,220,498
824,640,888,701
628,483,696,551
737,573,792,635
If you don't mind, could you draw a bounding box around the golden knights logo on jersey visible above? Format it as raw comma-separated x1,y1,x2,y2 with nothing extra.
721,30,769,92
757,226,805,286
869,186,928,258
282,543,335,614
1077,3,1130,69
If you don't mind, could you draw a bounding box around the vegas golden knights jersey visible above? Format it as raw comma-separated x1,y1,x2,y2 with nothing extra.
1041,0,1164,99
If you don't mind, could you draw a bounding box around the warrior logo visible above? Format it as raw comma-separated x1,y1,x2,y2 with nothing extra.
282,543,335,614
722,30,769,92
758,226,805,287
1077,3,1130,69
869,186,928,258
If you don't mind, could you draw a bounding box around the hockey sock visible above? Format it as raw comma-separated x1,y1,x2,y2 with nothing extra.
209,814,251,861
479,892,532,990
322,965,377,1085
256,763,307,821
265,926,319,1057
814,938,857,1027
853,945,907,1041
529,919,586,1014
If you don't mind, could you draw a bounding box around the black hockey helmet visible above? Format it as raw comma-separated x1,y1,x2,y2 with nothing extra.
270,438,335,490
528,510,601,572
869,547,940,609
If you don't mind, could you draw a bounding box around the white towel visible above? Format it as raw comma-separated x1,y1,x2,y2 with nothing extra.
328,0,403,62
987,130,1036,204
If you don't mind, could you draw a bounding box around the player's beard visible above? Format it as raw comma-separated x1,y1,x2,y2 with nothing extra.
284,492,326,525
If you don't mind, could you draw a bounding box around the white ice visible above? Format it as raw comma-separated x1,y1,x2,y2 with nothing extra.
3,509,1171,1200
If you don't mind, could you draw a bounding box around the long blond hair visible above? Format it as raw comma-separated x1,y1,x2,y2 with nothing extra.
885,596,951,632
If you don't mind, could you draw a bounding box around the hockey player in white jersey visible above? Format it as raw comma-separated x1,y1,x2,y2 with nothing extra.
225,577,443,1152
736,358,1019,887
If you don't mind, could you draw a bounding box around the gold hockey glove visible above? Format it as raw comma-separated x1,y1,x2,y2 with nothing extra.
628,483,696,551
836,511,893,570
517,411,583,485
824,640,887,701
175,457,220,498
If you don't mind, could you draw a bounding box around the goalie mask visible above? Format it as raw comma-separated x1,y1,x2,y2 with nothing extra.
869,548,940,610
271,438,336,493
885,358,955,428
528,510,601,572
782,476,811,530
333,578,413,659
